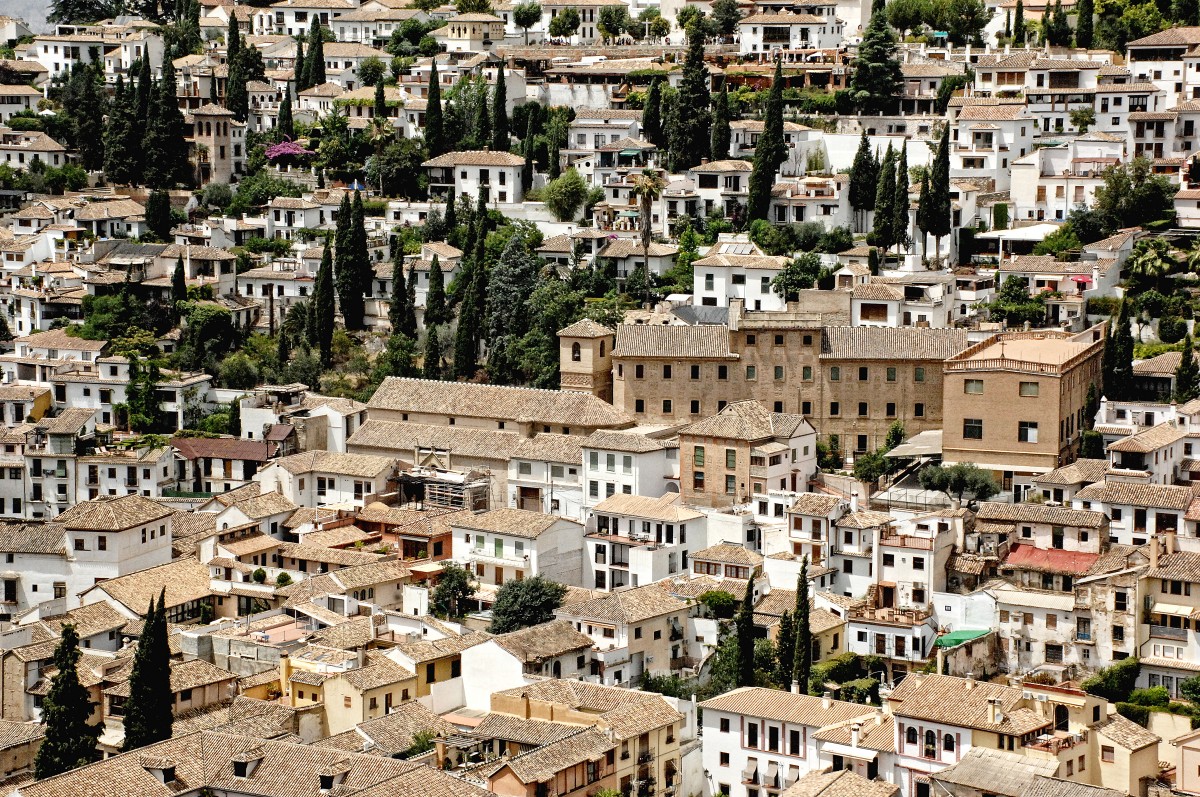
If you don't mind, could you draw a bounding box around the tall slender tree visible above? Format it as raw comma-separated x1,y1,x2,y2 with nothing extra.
1013,0,1025,42
667,29,711,171
928,124,952,260
104,76,139,185
350,191,370,330
74,63,107,172
710,83,732,162
1176,333,1199,403
34,624,101,779
226,36,249,121
313,238,335,366
892,143,911,257
1104,300,1135,399
736,576,757,687
426,60,445,157
135,56,153,129
171,255,187,316
295,36,308,92
848,131,878,233
227,10,240,62
403,265,419,338
426,254,447,326
278,82,294,138
373,80,387,121
774,610,795,688
916,171,932,258
850,0,902,114
748,58,785,221
423,325,444,379
1076,0,1093,47
143,52,189,187
792,557,811,693
642,78,665,148
522,113,535,193
872,144,897,252
388,251,408,332
122,591,173,751
491,66,509,150
307,17,326,86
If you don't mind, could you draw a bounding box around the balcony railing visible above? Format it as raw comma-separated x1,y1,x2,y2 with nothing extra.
1150,624,1188,640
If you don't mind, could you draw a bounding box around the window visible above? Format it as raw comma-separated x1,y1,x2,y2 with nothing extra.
886,367,896,382
726,449,737,468
913,557,925,570
746,365,757,380
906,727,918,746
803,366,812,380
915,403,925,417
1101,746,1115,763
964,379,984,394
1019,381,1039,397
694,446,705,466
725,475,736,494
858,402,868,417
830,366,840,381
720,718,730,733
963,418,983,439
915,367,925,382
663,365,672,379
774,365,784,380
943,734,955,752
1018,421,1039,443
859,367,869,381
830,402,840,416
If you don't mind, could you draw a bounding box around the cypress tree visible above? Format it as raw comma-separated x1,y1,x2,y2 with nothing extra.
333,193,356,329
453,266,482,379
122,591,173,751
774,610,795,688
171,255,187,313
295,36,308,92
792,557,811,693
916,171,931,258
403,265,418,338
34,624,101,779
373,80,387,122
928,124,952,259
313,238,335,367
145,190,172,241
710,83,732,161
426,60,445,158
667,29,711,171
522,113,535,193
135,56,152,128
340,191,368,330
444,189,458,246
226,10,240,62
75,64,106,172
1105,300,1134,399
277,326,291,365
423,325,443,380
735,576,757,687
388,251,407,332
308,18,326,86
278,82,294,138
1041,2,1052,44
642,78,664,148
1013,0,1025,43
848,131,878,233
226,39,249,121
748,58,785,221
491,66,509,151
892,143,911,256
1076,0,1093,47
103,76,138,185
872,144,897,252
144,52,189,187
426,254,447,326
1176,333,1199,403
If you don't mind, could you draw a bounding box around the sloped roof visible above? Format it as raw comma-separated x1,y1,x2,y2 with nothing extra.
682,400,810,441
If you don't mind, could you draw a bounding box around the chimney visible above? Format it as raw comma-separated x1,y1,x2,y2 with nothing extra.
936,646,945,675
791,679,801,694
874,707,885,724
701,157,710,165
1150,536,1160,569
1166,531,1177,555
988,698,999,725
357,646,366,668
850,723,862,749
279,652,293,707
965,672,974,690
434,738,448,769
850,494,859,513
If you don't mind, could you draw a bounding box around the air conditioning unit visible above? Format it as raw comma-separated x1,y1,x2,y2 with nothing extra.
1022,690,1033,699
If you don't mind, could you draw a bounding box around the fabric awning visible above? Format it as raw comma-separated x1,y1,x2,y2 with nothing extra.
765,762,779,782
742,760,758,783
1152,602,1194,617
821,742,878,761
618,210,640,217
619,148,643,157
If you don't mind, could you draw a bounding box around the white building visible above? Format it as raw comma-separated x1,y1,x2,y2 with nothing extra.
581,429,679,512
423,150,527,205
252,450,397,508
738,10,845,54
585,493,705,591
451,508,584,589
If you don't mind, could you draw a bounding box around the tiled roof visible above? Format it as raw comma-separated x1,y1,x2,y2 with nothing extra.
887,674,1048,735
836,510,893,530
367,377,633,428
90,557,212,613
56,494,172,531
231,491,298,520
16,328,107,350
171,435,278,463
1003,544,1100,575
700,686,874,727
472,714,582,747
1127,26,1200,46
558,318,613,338
1091,712,1159,750
975,501,1106,528
932,747,1061,796
789,493,846,515
785,768,899,797
392,630,492,663
0,522,66,555
596,239,678,259
317,701,454,756
273,451,395,478
852,283,904,301
488,727,613,784
557,583,688,624
512,433,585,466
592,493,704,522
492,620,595,663
492,679,682,739
1075,480,1193,511
1033,459,1109,486
422,150,525,167
1108,422,1186,453
105,658,236,698
338,651,414,691
580,429,671,453
0,719,45,751
1146,550,1200,582
692,542,764,566
1020,776,1125,797
682,400,810,441
821,327,970,360
612,324,736,359
813,712,894,753
451,508,575,538
691,252,789,269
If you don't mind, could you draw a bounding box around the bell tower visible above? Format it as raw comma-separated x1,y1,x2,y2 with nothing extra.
558,318,615,402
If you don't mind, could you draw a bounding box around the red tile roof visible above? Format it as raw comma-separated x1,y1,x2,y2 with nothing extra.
1003,543,1099,575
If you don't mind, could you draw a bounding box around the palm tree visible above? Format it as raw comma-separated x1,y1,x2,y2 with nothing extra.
1128,238,1178,293
630,168,666,301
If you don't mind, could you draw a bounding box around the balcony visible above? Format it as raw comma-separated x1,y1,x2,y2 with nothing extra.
879,533,934,550
1150,624,1188,640
638,751,653,764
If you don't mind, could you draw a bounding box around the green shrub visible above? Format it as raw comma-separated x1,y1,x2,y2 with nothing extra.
1082,658,1140,703
699,590,737,619
1128,686,1170,707
1086,296,1121,317
1116,702,1151,726
1159,315,1188,344
838,677,880,705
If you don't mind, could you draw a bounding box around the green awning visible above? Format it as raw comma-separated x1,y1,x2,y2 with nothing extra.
935,629,990,648
619,148,643,157
618,210,640,217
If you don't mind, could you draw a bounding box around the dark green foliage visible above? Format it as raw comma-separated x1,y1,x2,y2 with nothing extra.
988,274,1046,326
388,252,408,333
313,240,336,367
124,356,165,433
307,18,326,87
667,32,711,171
1129,686,1171,706
927,125,952,253
748,59,784,221
121,591,173,750
710,83,732,162
793,558,811,691
431,561,476,617
489,575,568,633
771,251,823,301
872,145,896,251
1095,157,1176,231
774,610,795,687
1077,0,1094,46
1162,315,1189,344
1176,335,1199,403
712,0,743,33
1103,300,1135,399
70,63,107,172
892,143,910,253
1047,0,1072,44
145,190,172,242
1013,0,1026,41
639,672,699,698
642,79,665,149
171,256,187,314
850,3,902,114
142,52,190,188
1080,429,1104,459
918,463,1000,505
699,589,737,619
177,303,239,375
1181,675,1200,704
1117,702,1151,726
522,114,535,193
335,193,367,330
423,325,444,379
34,625,101,779
485,233,542,384
736,577,757,687
849,132,878,231
492,67,509,151
1082,657,1141,703
425,255,448,327
103,76,139,185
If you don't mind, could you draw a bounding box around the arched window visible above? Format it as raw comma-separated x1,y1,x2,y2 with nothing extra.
923,729,937,759
906,727,918,746
571,342,581,362
943,734,955,752
599,340,606,357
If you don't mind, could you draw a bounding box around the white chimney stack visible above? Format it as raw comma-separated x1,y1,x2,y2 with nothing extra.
850,723,862,749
